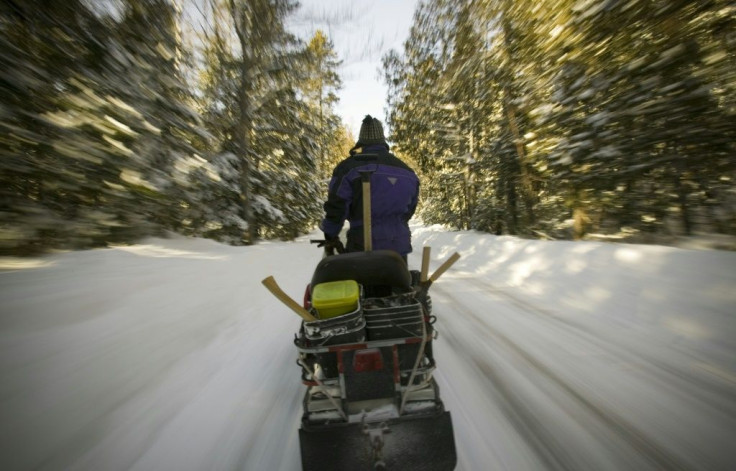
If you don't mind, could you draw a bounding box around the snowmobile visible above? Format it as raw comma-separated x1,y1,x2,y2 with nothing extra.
262,170,458,470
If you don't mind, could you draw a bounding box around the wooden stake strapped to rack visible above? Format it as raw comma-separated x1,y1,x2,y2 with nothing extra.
261,276,317,322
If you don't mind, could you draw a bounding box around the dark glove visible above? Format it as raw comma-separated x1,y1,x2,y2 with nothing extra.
318,234,345,255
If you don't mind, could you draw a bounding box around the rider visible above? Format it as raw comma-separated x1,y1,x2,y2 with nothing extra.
320,115,419,262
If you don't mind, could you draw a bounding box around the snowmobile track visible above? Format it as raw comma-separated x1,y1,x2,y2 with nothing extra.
456,275,736,419
435,284,696,471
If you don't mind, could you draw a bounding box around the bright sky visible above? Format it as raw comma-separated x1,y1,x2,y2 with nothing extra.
292,0,419,137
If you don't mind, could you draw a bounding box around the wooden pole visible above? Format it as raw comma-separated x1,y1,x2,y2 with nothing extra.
261,276,317,322
429,253,461,282
359,170,374,251
420,247,431,282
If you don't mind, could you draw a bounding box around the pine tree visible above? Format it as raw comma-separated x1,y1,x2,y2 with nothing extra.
116,0,206,235
1,0,144,251
382,0,462,228
301,30,343,178
383,0,735,240
196,0,331,243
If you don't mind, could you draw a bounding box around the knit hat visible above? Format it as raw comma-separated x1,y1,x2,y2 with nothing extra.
357,115,386,147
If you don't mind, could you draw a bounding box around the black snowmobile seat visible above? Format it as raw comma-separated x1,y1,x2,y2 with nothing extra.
311,250,412,294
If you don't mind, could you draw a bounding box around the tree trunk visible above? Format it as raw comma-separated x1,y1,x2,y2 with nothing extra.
237,77,256,244
572,189,590,240
503,94,536,226
232,0,256,244
505,179,518,234
674,172,692,236
573,206,588,240
498,6,536,227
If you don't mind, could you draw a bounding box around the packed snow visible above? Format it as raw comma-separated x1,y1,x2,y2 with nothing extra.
1,224,735,470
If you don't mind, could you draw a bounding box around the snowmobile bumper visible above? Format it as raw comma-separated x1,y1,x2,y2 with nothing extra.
299,409,456,471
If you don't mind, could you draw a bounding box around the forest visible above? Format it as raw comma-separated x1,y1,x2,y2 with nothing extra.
1,0,734,255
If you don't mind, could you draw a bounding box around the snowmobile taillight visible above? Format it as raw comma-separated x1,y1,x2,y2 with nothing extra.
353,348,384,372
303,284,311,310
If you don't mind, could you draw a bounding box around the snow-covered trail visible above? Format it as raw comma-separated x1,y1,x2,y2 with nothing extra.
0,238,309,470
431,274,735,470
1,227,735,470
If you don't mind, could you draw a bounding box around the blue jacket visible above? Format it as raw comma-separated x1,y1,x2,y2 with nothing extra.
321,145,419,256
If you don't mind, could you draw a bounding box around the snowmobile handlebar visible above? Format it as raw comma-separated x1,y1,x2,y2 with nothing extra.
310,238,345,255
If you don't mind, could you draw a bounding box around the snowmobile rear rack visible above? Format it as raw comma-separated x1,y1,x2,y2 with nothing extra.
292,254,458,470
